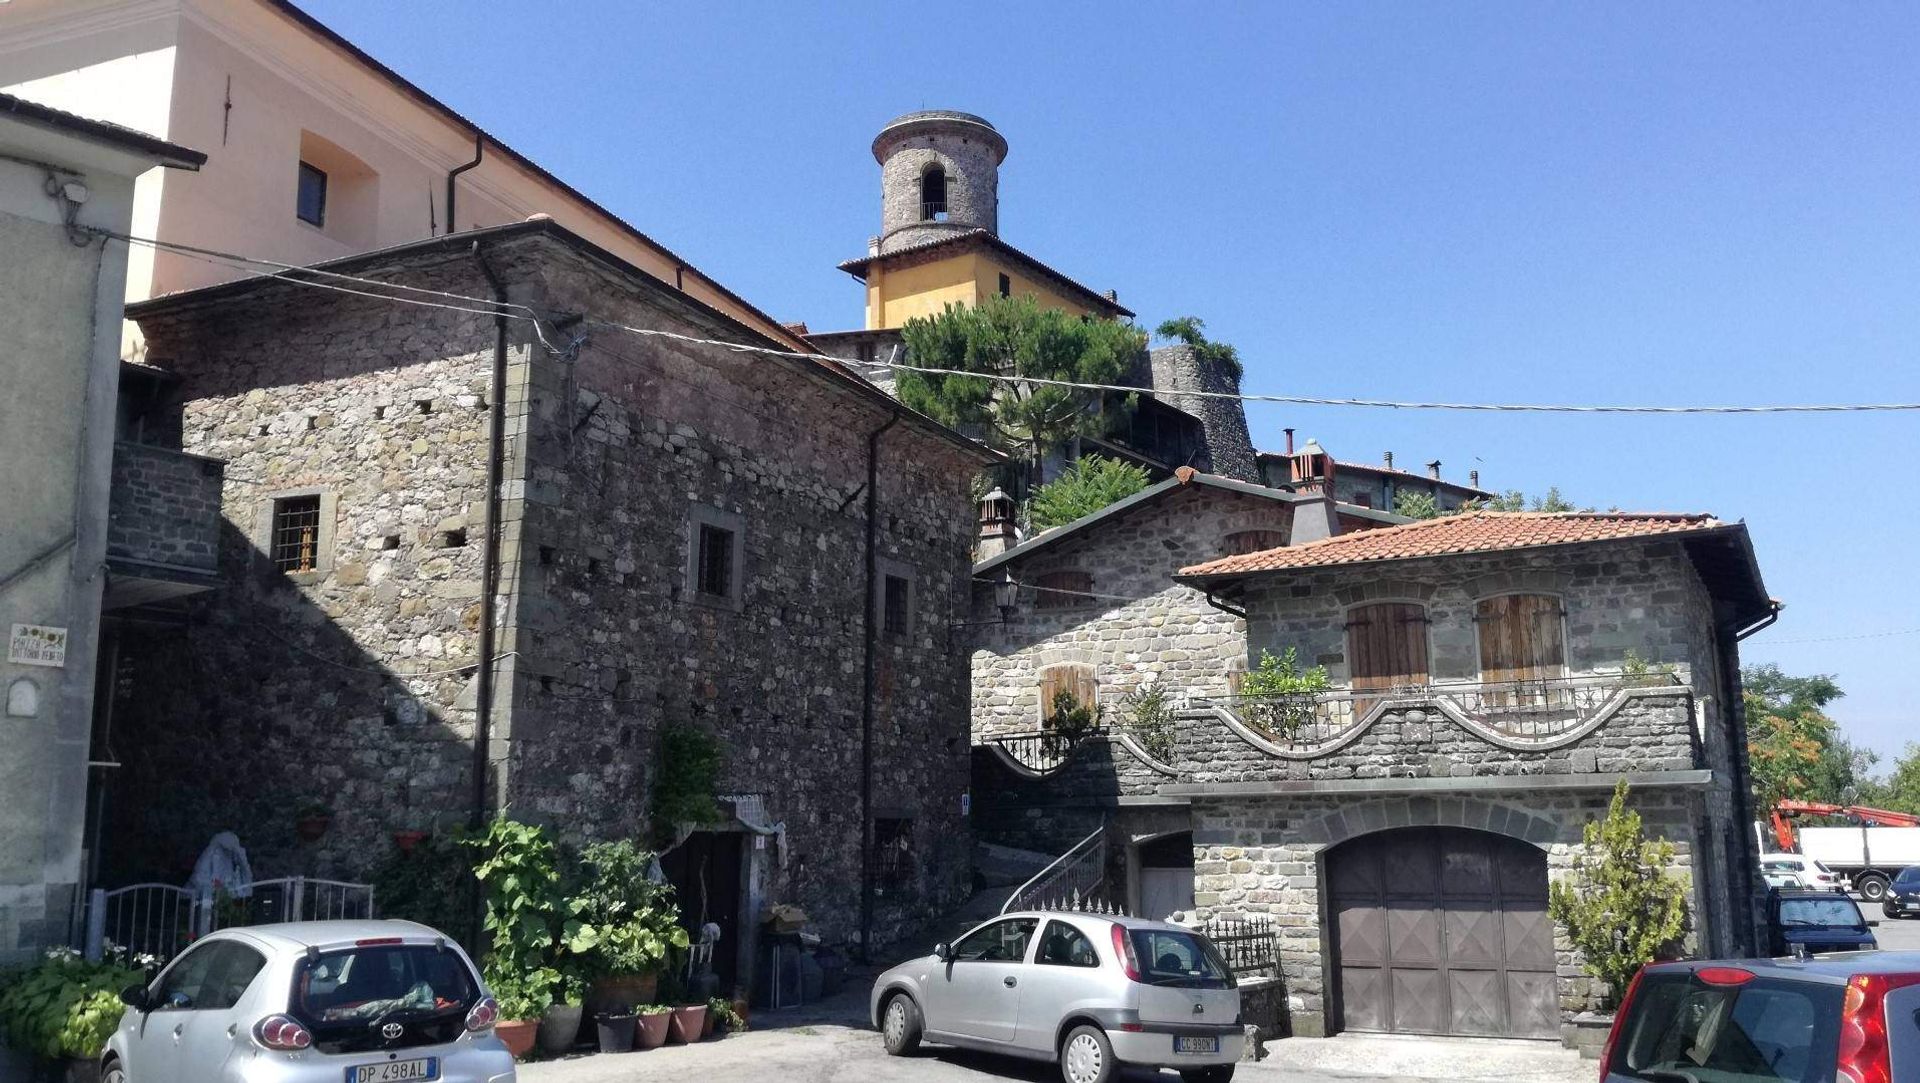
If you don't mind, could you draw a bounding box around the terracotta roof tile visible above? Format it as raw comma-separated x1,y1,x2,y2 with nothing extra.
1179,511,1725,578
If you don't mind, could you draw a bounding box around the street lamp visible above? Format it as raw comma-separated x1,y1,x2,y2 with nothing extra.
954,570,1019,629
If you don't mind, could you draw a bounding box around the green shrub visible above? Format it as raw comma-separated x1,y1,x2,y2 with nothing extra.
0,949,140,1060
1238,648,1332,739
564,840,689,980
370,831,479,950
651,725,722,840
469,817,567,1013
1120,682,1176,763
1547,780,1689,1007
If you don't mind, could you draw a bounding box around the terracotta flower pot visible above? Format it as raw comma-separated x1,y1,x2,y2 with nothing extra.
496,1019,538,1059
295,815,331,842
636,1009,671,1049
669,1005,707,1044
392,829,428,854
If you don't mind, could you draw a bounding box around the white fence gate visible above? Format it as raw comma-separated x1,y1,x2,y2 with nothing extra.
83,876,374,963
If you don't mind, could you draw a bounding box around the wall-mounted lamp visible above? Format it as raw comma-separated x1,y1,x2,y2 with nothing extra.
953,570,1019,628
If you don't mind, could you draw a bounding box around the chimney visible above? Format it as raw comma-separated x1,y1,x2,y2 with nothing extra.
1426,460,1441,480
867,236,881,256
976,487,1018,560
1284,428,1295,455
1383,451,1394,470
1290,492,1342,545
1469,470,1480,488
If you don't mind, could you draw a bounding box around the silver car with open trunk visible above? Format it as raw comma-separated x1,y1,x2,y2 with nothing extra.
102,919,514,1083
870,911,1243,1083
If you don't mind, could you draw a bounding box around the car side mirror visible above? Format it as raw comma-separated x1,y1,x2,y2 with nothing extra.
933,942,951,962
1869,920,1881,927
119,984,150,1012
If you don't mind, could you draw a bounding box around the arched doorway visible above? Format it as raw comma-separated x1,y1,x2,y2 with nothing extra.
1325,826,1557,1038
1132,831,1194,920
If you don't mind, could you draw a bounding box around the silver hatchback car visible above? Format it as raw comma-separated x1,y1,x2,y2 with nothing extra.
103,920,515,1083
870,911,1244,1083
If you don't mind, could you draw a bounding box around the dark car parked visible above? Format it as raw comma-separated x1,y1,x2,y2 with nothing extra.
1881,866,1920,920
1768,889,1879,956
1602,954,1920,1083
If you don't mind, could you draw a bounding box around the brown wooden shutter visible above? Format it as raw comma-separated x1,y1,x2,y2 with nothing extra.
1475,594,1566,683
1040,664,1095,723
1346,602,1430,692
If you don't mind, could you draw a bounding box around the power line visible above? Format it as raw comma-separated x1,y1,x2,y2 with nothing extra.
1761,626,1920,645
97,230,1920,417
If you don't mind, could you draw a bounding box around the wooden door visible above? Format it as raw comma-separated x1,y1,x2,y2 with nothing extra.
1346,603,1430,694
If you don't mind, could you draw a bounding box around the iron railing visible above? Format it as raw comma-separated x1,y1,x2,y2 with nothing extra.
1209,672,1680,752
83,876,375,963
1199,912,1278,977
989,727,1106,773
1004,825,1107,914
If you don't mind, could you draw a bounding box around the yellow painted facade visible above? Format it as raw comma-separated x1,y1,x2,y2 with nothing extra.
866,249,1100,329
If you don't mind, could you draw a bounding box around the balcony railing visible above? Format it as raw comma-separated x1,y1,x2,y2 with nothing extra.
1208,672,1682,754
988,727,1108,773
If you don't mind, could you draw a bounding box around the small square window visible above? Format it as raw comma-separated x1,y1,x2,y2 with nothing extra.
883,574,911,639
697,523,734,600
296,162,327,227
998,273,1011,298
270,495,323,573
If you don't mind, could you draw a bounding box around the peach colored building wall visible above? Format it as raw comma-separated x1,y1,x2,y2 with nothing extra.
0,0,807,355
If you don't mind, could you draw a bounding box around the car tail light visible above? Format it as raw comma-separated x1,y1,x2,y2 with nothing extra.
1109,923,1141,983
1695,967,1756,987
253,1014,313,1051
355,937,404,946
1596,966,1647,1081
466,996,499,1033
1837,973,1920,1083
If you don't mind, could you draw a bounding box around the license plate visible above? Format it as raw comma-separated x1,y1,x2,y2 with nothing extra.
348,1058,437,1083
1175,1036,1219,1055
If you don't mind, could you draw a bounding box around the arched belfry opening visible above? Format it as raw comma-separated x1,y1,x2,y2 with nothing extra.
920,164,948,221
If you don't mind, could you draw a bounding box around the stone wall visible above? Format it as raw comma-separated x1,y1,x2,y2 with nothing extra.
877,115,1001,252
120,231,987,957
970,481,1292,742
1147,345,1257,483
106,441,224,571
970,736,1178,857
1188,786,1714,1037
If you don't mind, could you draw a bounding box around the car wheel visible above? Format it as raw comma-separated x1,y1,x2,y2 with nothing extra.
1859,875,1890,902
1061,1024,1116,1083
102,1061,125,1083
1181,1068,1236,1083
881,992,922,1056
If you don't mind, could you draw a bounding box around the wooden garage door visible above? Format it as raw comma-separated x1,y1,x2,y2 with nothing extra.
1328,827,1558,1039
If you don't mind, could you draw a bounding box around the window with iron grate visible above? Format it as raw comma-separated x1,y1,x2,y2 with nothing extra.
883,574,911,639
270,495,323,573
696,523,734,601
874,816,914,891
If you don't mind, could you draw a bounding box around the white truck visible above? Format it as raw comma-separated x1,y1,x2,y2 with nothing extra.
1794,824,1920,902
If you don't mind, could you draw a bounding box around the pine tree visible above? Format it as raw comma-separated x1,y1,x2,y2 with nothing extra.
1547,780,1689,1007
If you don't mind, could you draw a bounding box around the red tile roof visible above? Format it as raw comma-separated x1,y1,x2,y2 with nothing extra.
1179,511,1727,578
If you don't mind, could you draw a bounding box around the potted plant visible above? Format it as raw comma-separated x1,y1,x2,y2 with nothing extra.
0,948,143,1082
469,818,568,1061
668,1000,708,1044
538,969,585,1056
294,800,333,842
593,1001,636,1053
488,979,543,1060
635,1004,672,1049
705,996,745,1037
564,841,690,1015
391,828,428,854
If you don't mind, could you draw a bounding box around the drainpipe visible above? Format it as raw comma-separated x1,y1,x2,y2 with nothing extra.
469,242,511,829
859,411,900,964
445,135,483,236
1725,600,1780,953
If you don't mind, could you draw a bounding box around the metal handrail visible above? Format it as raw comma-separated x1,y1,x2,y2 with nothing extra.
1003,825,1106,914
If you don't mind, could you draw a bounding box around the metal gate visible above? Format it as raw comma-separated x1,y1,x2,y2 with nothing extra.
82,877,374,964
1327,826,1558,1038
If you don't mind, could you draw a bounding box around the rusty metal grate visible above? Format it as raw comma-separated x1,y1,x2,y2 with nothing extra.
270,495,321,572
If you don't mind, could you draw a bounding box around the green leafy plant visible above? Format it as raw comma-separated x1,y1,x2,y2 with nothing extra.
469,817,568,1015
1120,682,1176,763
1547,780,1689,1008
563,840,690,981
0,949,140,1060
707,996,746,1033
1042,689,1103,757
651,725,723,840
1154,316,1244,381
1238,648,1332,740
1620,649,1679,689
1393,491,1442,520
1028,455,1152,531
370,830,479,951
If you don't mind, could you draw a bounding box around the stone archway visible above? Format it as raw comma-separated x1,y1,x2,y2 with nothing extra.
1324,826,1557,1039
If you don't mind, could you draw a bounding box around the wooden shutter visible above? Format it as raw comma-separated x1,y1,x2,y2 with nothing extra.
1040,664,1095,723
1346,602,1430,692
1475,594,1566,684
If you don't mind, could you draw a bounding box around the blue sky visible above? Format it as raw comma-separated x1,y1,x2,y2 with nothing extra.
305,2,1919,763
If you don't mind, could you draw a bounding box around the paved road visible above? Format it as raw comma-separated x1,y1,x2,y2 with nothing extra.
517,987,1592,1083
1870,904,1920,951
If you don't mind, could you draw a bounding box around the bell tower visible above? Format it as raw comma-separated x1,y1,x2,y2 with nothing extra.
871,111,1008,255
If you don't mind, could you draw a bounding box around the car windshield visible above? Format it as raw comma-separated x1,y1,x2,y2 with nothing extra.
1812,861,1834,874
1896,867,1920,886
1613,971,1842,1083
1777,897,1865,928
289,944,477,1033
1129,929,1234,989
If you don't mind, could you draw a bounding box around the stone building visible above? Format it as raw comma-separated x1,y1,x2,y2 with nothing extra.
1258,434,1491,513
111,218,993,982
0,93,205,962
807,111,1259,490
972,508,1772,1042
